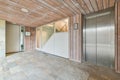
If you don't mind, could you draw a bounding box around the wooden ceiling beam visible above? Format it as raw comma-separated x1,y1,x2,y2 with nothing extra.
47,0,73,16
37,0,67,17
70,0,86,14
77,0,90,14
56,0,77,15
103,0,109,9
96,0,104,10
55,0,75,16
89,0,99,12
0,0,116,27
109,0,115,7
83,0,94,13
63,0,81,14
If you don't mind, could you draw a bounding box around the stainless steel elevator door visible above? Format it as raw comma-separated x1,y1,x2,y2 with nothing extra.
83,10,115,68
96,11,115,68
85,18,97,64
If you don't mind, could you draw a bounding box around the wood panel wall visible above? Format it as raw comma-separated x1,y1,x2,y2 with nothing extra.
115,1,120,73
24,27,36,51
69,14,83,62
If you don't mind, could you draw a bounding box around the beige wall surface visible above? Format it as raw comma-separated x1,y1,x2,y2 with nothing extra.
6,23,20,53
0,19,6,58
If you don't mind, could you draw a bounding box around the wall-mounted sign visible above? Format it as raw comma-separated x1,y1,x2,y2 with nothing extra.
74,23,79,30
25,32,31,36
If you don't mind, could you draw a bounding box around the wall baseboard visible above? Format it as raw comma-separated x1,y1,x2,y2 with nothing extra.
6,51,20,54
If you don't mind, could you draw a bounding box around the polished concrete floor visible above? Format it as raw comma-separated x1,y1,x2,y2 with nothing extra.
0,51,120,80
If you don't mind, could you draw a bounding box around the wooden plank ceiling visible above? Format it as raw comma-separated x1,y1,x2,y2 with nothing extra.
0,0,115,27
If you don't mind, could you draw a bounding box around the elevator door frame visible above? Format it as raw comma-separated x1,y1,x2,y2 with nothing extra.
83,8,115,68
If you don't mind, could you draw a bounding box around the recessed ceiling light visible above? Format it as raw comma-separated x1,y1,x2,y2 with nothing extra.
21,8,29,13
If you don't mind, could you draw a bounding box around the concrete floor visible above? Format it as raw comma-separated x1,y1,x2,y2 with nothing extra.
0,51,120,80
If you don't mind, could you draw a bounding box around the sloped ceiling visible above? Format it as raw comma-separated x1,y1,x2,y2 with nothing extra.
0,0,115,27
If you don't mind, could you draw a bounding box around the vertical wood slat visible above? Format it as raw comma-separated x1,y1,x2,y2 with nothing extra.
69,16,73,59
115,1,118,73
117,1,120,73
30,28,36,50
69,13,82,62
115,1,120,73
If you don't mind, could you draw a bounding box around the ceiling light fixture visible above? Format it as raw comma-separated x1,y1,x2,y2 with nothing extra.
21,8,29,13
